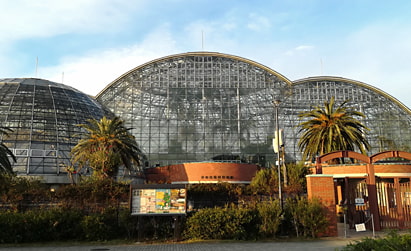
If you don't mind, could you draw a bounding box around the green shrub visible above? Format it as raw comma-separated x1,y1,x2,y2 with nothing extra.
0,207,177,243
117,208,139,239
0,174,52,211
0,208,83,243
80,207,124,241
55,178,129,212
285,196,328,238
81,215,109,241
138,216,176,241
45,208,84,240
184,205,258,240
256,200,282,238
184,198,330,241
342,231,411,251
0,211,25,243
187,183,248,208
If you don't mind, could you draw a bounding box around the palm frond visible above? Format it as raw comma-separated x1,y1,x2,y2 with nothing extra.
297,97,370,161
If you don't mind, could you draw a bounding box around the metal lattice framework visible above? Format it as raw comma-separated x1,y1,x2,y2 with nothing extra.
0,78,108,181
283,77,411,161
96,52,411,168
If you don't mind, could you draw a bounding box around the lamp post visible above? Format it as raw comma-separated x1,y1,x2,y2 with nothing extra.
273,99,283,210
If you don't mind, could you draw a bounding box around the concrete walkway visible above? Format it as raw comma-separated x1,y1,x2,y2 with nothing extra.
0,239,358,251
0,224,385,251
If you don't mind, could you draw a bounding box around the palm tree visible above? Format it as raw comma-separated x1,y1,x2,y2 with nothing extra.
298,97,370,162
71,116,143,179
0,126,16,174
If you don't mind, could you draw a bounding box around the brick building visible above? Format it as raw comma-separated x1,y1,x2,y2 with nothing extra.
308,150,411,236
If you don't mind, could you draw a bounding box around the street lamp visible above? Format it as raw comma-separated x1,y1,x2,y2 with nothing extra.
273,99,283,210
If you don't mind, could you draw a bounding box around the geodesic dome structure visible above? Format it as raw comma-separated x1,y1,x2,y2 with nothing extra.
0,78,108,183
96,52,411,169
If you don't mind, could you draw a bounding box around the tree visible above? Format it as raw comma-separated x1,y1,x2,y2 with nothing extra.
0,126,16,175
71,116,143,179
298,97,370,162
284,161,311,196
251,162,311,197
250,167,279,196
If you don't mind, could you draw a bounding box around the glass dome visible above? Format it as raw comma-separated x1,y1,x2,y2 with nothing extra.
0,78,108,183
96,52,411,169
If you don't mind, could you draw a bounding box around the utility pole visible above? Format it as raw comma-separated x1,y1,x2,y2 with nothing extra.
273,99,282,210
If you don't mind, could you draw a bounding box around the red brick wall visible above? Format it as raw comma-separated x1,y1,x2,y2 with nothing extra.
373,164,411,173
145,162,259,184
321,165,367,175
319,164,411,176
306,175,337,237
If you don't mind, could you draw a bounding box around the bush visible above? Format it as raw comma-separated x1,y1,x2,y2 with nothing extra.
80,206,129,241
0,208,83,243
184,205,258,240
0,176,332,243
55,178,129,212
0,207,133,243
117,208,139,239
187,183,248,208
256,200,282,238
184,197,330,241
0,211,25,243
138,216,176,241
285,196,328,238
342,231,411,251
0,174,52,211
81,214,111,241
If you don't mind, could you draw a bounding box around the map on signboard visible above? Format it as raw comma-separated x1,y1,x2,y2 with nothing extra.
131,187,186,215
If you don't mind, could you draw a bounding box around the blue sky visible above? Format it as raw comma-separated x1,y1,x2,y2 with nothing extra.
2,0,411,107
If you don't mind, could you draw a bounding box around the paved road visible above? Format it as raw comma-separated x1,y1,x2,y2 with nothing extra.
0,227,379,251
0,239,353,251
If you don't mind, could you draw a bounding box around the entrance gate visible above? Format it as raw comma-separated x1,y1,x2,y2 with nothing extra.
343,178,411,230
376,179,411,229
345,179,371,229
314,150,411,232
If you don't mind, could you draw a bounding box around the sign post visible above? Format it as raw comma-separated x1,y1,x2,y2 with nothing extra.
130,184,187,241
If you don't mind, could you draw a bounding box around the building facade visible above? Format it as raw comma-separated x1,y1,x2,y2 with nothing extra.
3,52,411,184
96,52,411,183
96,52,291,170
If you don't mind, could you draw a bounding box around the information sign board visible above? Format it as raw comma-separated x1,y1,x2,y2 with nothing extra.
130,184,186,215
355,198,365,206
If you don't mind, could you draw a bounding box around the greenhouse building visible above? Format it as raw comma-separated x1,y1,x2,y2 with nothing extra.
2,52,411,184
0,78,109,183
96,52,411,184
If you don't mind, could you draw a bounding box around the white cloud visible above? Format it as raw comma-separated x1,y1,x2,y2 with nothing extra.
271,21,411,108
38,26,179,96
2,1,411,109
0,0,143,42
326,22,411,107
295,45,314,51
182,19,241,52
284,45,315,56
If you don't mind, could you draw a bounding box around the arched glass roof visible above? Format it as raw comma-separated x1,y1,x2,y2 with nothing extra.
282,77,411,160
96,52,411,168
97,52,291,168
